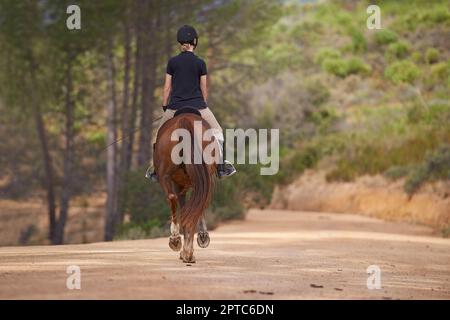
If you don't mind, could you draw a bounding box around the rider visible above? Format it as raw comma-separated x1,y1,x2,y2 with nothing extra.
146,25,236,181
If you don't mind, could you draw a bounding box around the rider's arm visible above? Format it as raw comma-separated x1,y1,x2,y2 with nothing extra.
200,75,208,103
162,73,172,106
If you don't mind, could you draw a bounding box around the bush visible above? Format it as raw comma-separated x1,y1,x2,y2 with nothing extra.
424,6,450,24
411,51,421,63
345,57,372,76
385,60,420,84
305,80,330,106
120,170,170,226
277,146,320,183
425,48,439,64
384,165,411,180
322,57,348,77
350,29,367,53
385,41,411,61
404,144,450,196
114,219,167,240
374,29,398,45
322,57,371,78
314,48,341,65
427,61,450,86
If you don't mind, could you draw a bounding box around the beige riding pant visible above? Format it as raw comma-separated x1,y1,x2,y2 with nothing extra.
156,107,224,161
157,107,222,135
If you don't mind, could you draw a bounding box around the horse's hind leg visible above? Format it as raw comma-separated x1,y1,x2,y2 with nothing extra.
161,175,182,252
197,217,210,248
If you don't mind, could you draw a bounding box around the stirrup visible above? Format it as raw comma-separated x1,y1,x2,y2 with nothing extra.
217,160,236,179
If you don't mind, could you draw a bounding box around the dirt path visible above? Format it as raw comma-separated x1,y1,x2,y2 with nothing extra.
0,209,449,299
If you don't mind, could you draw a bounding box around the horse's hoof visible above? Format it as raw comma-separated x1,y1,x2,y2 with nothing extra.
180,251,196,263
169,235,182,251
197,231,210,248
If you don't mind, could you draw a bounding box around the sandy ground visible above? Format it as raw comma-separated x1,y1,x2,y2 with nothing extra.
0,209,449,300
271,171,450,231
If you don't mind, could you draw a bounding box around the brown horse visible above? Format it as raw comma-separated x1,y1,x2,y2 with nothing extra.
153,111,216,263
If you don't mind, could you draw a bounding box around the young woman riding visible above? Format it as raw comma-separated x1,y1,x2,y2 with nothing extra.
146,25,236,181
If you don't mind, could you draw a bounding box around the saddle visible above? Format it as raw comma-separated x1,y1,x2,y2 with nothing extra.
174,106,201,117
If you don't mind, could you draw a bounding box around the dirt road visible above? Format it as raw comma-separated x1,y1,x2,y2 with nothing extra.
0,209,449,299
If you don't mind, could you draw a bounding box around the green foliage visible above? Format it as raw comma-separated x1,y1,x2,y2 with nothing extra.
384,165,411,180
322,58,348,77
345,57,372,76
385,60,420,84
210,172,245,221
85,130,106,147
277,146,320,184
442,226,450,238
120,170,170,226
350,29,367,53
114,219,167,240
404,145,450,196
385,41,411,61
305,80,330,107
314,48,341,65
374,29,398,45
411,51,422,63
425,48,440,64
325,100,450,183
322,57,371,78
426,61,450,87
390,2,450,31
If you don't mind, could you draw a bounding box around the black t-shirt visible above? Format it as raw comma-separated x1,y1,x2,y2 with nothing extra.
166,51,207,110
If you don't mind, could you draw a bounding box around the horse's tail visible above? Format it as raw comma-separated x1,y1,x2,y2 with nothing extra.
178,117,213,233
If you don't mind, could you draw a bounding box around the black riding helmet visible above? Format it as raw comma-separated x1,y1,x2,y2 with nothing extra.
177,25,198,48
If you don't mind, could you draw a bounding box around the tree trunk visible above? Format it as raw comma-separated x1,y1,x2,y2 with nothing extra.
126,0,143,171
117,13,132,223
104,42,119,241
28,57,57,243
53,59,75,244
137,1,156,167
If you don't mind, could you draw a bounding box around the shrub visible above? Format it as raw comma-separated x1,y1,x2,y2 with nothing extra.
350,29,367,53
425,6,450,24
314,48,341,65
322,57,348,77
411,51,421,63
425,48,439,64
305,80,330,106
385,60,420,84
114,219,166,240
322,57,371,78
404,145,450,195
384,165,411,180
120,170,170,226
427,62,450,86
345,57,372,75
385,41,411,61
374,29,398,45
277,145,320,184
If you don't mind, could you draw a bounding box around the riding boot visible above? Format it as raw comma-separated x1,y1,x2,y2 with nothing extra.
145,143,158,182
214,132,236,179
145,166,158,182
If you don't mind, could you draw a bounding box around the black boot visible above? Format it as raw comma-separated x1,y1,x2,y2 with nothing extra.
145,166,158,182
217,160,237,179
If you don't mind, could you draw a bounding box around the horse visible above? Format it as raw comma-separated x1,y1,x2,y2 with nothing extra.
153,108,217,263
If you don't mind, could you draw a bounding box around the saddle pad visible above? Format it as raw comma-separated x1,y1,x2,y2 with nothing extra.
174,106,201,117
